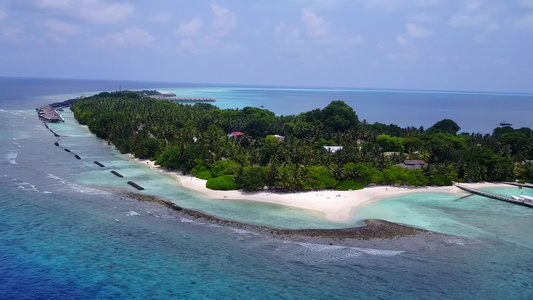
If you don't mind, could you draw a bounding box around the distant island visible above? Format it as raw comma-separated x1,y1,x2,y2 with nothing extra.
67,90,533,193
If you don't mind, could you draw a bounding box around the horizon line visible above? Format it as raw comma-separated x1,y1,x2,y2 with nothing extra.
1,75,532,97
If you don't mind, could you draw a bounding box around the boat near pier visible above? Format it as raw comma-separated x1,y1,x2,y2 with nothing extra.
456,184,533,208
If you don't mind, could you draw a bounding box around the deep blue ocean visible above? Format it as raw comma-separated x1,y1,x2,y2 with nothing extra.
1,77,532,299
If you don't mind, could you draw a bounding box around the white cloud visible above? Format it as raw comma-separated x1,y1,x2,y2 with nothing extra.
301,9,327,38
0,9,7,20
448,0,498,28
366,0,441,9
0,26,19,40
92,27,154,48
275,22,287,34
405,23,432,38
289,29,302,42
448,0,500,42
36,0,71,10
449,12,491,27
42,18,80,43
522,0,533,8
408,12,439,23
43,19,79,35
365,0,396,9
175,4,239,54
293,0,344,10
515,13,533,28
36,0,134,24
414,0,442,6
274,22,302,44
349,34,365,45
464,0,483,10
396,34,409,45
387,52,417,61
210,3,236,38
495,57,510,65
176,18,203,36
180,38,196,53
150,12,171,24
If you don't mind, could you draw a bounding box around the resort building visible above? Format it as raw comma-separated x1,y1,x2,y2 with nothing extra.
273,134,285,142
396,160,428,170
228,131,245,138
323,146,343,153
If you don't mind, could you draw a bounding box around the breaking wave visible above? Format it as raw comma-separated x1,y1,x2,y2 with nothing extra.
46,173,110,195
5,152,17,164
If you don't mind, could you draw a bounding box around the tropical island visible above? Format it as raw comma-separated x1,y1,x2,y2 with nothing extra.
70,90,533,195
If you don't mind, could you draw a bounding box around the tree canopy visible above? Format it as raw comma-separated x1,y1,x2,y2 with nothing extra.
428,119,461,135
70,91,533,191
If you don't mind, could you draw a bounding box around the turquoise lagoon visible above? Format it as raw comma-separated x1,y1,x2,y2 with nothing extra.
1,77,532,299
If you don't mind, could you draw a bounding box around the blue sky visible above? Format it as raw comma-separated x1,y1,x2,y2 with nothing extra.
0,0,532,92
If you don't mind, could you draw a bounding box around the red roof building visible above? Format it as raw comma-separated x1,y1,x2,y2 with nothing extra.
230,131,245,137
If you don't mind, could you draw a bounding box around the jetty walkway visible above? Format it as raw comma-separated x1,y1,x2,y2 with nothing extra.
504,182,533,189
37,105,64,122
148,95,215,102
455,184,533,208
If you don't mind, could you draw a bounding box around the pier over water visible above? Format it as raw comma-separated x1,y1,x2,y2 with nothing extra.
37,105,64,122
148,95,215,102
456,184,533,208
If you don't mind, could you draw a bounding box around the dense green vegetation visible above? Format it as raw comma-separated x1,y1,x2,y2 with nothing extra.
71,91,533,191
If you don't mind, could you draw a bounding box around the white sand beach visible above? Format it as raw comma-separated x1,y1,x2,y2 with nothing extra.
126,155,508,222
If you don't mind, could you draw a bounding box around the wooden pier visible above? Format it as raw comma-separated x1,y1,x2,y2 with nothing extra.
455,184,533,208
148,95,215,102
504,182,533,189
37,105,64,122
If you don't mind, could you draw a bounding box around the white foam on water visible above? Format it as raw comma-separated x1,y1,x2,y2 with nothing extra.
126,211,140,216
42,191,52,194
180,217,200,223
5,152,17,164
355,248,405,256
47,173,63,181
272,240,363,261
292,241,405,257
46,173,110,195
4,110,22,116
0,109,22,115
229,228,260,236
16,182,39,193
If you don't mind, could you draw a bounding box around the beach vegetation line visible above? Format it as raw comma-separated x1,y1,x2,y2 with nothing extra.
70,91,533,192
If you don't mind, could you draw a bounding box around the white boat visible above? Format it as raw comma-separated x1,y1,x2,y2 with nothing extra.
500,121,512,126
520,194,533,201
511,193,533,202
